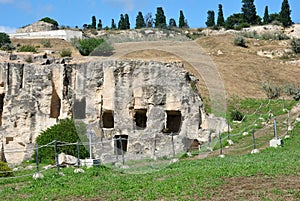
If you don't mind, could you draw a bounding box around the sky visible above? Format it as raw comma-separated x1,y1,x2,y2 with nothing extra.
0,0,299,33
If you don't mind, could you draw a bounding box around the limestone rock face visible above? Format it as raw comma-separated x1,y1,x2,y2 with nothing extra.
0,59,226,164
16,21,57,33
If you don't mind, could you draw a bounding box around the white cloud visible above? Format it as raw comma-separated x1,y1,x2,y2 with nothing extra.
0,0,13,4
0,26,17,33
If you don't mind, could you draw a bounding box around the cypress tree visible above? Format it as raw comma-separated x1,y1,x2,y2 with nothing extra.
217,4,225,27
206,10,215,27
118,14,126,30
91,16,96,29
241,0,258,24
97,19,102,30
111,19,116,29
155,7,167,28
280,0,292,27
179,10,185,28
263,6,269,24
135,11,146,29
124,14,130,29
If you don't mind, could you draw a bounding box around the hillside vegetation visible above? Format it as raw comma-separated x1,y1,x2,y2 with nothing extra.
0,99,299,200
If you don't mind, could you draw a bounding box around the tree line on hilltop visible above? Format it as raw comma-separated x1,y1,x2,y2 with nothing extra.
206,0,292,29
78,0,292,31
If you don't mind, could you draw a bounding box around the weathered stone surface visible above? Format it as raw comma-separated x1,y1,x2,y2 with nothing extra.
58,153,78,166
0,59,227,164
16,21,57,33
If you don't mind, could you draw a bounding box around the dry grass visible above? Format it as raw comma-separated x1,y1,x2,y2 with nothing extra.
196,34,300,98
120,34,300,99
11,38,82,58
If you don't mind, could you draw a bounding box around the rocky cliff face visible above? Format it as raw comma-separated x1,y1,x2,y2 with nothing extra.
0,59,226,164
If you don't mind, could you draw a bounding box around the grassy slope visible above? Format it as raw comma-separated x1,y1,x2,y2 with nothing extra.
0,99,299,201
0,123,299,200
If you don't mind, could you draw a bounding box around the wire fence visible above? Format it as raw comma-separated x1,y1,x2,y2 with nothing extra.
0,99,299,179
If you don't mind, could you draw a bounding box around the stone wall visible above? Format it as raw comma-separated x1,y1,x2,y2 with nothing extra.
9,30,82,42
0,59,226,164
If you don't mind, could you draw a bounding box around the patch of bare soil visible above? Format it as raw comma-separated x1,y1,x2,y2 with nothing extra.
206,174,300,201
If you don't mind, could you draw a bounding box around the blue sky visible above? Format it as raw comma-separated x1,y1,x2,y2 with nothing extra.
0,0,299,33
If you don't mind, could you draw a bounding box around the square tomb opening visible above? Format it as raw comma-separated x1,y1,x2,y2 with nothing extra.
134,109,147,129
102,111,114,128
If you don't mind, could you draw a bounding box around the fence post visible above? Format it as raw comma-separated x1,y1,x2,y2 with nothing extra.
227,122,230,140
171,133,175,158
35,143,39,172
89,132,92,159
114,137,118,161
119,137,124,165
54,139,60,172
286,111,290,135
252,129,256,150
273,117,278,140
219,132,223,156
153,133,157,160
208,130,211,149
76,141,80,167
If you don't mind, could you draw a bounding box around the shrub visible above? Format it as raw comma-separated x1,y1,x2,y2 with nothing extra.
262,82,281,99
230,109,244,121
234,36,247,47
40,17,59,28
18,45,37,52
0,32,13,50
260,31,289,40
33,119,89,163
90,41,114,56
41,39,52,48
291,38,300,54
72,38,104,56
0,161,14,177
60,49,72,57
284,84,300,101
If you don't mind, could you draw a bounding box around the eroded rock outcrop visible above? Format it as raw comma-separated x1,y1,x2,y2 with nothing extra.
0,59,227,164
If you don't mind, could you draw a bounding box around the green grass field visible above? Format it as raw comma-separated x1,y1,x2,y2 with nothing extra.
0,99,299,201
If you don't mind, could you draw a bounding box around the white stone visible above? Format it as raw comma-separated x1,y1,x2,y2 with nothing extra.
218,154,225,158
58,153,78,166
32,172,44,180
58,172,65,176
217,50,224,55
81,159,100,168
243,132,249,136
43,164,55,170
74,168,85,173
227,139,234,145
251,149,260,154
296,118,300,122
169,158,179,164
269,138,283,148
